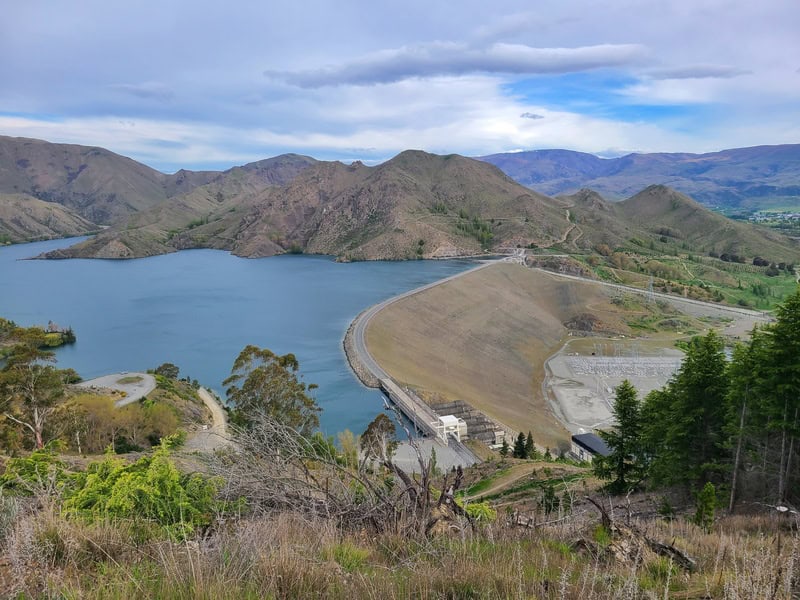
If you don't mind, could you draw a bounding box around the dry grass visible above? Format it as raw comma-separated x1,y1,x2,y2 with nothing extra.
3,503,797,599
365,263,638,449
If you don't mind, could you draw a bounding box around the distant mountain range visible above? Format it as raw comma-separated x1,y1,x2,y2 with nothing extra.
479,145,800,210
0,135,798,265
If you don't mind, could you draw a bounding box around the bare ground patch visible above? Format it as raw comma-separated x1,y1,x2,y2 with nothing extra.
365,263,640,449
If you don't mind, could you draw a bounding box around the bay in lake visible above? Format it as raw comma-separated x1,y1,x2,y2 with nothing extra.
0,238,473,435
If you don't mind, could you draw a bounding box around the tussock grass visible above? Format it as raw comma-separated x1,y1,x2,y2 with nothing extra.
4,504,798,599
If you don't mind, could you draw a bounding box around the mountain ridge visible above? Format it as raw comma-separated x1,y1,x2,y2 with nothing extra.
0,136,797,265
479,144,800,209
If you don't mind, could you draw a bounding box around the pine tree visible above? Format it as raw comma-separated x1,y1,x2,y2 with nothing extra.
642,331,729,487
763,290,800,502
594,379,644,493
499,437,509,457
525,431,535,458
693,482,716,532
513,432,526,458
725,290,800,505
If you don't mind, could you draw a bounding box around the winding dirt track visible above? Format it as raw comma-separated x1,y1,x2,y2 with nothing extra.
184,388,231,451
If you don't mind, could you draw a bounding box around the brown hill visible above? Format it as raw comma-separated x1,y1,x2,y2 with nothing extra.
47,151,572,260
553,185,800,264
617,185,799,261
15,139,795,265
0,193,97,243
0,135,218,227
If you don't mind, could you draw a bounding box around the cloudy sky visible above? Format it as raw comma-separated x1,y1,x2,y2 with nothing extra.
1,0,798,172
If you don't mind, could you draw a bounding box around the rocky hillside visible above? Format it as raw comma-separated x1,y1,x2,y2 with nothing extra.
2,136,795,264
43,151,573,260
480,144,800,209
41,152,800,264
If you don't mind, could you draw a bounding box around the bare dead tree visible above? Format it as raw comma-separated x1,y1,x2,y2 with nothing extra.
208,408,471,536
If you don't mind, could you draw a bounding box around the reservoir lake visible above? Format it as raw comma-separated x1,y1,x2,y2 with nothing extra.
0,238,474,436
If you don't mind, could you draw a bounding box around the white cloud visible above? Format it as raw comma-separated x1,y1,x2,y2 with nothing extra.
265,42,647,88
1,0,799,169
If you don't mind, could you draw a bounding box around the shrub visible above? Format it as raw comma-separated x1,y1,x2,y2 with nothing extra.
464,501,497,523
63,444,222,540
0,443,68,497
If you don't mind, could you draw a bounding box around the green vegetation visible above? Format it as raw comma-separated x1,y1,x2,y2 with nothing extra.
0,323,74,449
577,249,798,310
0,332,201,455
224,345,320,434
510,430,538,459
63,393,180,454
64,442,222,540
455,210,494,247
0,318,75,359
593,289,800,508
461,467,510,497
593,380,645,494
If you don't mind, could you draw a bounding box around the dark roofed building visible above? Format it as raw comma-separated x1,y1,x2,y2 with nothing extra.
570,433,611,463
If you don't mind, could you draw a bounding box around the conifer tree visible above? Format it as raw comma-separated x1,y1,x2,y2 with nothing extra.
513,432,526,458
499,437,509,457
762,290,800,501
525,431,535,458
594,379,644,493
642,331,729,487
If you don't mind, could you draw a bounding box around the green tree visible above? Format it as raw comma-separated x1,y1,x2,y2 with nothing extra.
512,432,527,458
724,332,768,511
642,331,729,487
525,431,536,459
594,380,645,494
693,482,716,532
540,481,560,515
224,345,319,435
64,443,222,540
337,429,359,468
154,362,180,379
762,290,800,502
360,413,397,462
0,330,66,449
725,290,800,505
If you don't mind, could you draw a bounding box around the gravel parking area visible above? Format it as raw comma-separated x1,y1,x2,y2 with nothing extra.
75,372,156,406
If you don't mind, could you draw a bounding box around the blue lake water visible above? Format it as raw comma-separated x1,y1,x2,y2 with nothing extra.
0,238,474,436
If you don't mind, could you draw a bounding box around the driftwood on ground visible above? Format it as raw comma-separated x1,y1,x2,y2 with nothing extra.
584,496,697,572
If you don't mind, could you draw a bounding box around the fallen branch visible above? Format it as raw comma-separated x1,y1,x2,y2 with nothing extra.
584,495,697,572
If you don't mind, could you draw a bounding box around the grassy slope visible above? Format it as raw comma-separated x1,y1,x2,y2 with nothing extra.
365,263,639,449
617,185,799,262
0,193,97,243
